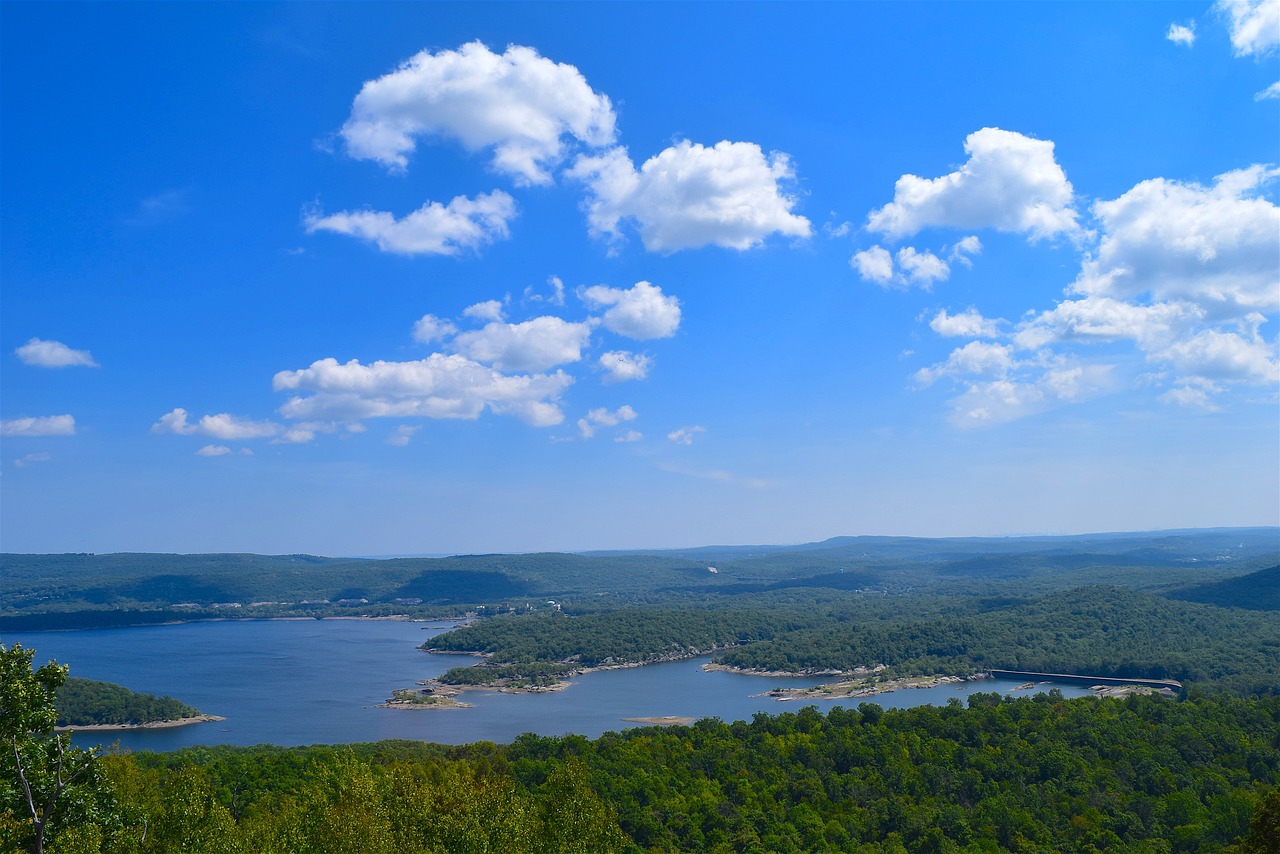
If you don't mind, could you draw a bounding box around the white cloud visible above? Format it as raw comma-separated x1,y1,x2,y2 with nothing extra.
896,247,950,287
599,350,652,383
577,404,637,439
463,299,506,322
581,281,681,339
340,41,616,184
272,421,357,445
1255,81,1280,100
1217,0,1280,56
196,444,232,457
273,354,572,427
305,191,515,256
412,314,458,343
1074,166,1280,318
930,308,1000,338
452,316,592,371
1157,328,1279,384
524,275,566,307
867,127,1079,241
852,245,949,289
0,415,75,437
946,363,1115,427
948,235,983,267
1159,378,1223,410
277,427,317,444
615,430,643,443
569,141,811,252
152,408,281,440
667,425,706,445
13,452,51,468
1013,297,1197,351
851,246,894,284
914,341,1016,387
152,408,196,435
15,338,98,368
386,425,420,446
1166,22,1196,46
588,405,637,426
195,414,280,441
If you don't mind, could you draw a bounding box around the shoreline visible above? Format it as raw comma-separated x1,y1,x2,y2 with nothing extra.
56,714,226,732
9,614,469,634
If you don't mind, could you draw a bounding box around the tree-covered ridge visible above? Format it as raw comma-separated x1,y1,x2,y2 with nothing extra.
55,678,200,727
3,528,1275,630
424,586,1280,694
717,586,1280,694
1169,565,1280,611
429,607,785,662
73,694,1280,852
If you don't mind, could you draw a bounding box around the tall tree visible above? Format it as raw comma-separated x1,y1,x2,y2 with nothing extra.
0,643,108,854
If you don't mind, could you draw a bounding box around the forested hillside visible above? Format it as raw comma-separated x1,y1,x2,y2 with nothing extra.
3,528,1275,630
13,692,1280,852
56,678,201,727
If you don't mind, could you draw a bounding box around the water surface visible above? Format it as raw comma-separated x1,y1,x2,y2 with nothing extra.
4,619,1091,751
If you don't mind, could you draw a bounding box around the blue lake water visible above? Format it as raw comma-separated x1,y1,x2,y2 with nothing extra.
4,619,1093,752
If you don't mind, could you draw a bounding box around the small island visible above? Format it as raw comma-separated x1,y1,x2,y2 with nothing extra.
54,677,221,731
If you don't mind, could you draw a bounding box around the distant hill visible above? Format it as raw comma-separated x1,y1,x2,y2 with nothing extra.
1168,565,1280,611
3,528,1276,631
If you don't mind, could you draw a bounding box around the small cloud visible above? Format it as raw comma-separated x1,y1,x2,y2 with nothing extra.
852,245,949,289
463,299,506,322
896,247,950,288
412,314,458,343
339,41,616,184
196,444,232,457
386,425,420,446
1,415,75,437
569,140,810,252
615,430,643,443
1255,81,1280,100
15,338,98,368
13,452,51,468
578,404,637,439
851,246,894,284
599,350,653,383
152,408,281,440
667,425,706,445
524,276,566,307
1166,21,1196,46
929,308,1001,338
823,220,853,238
947,235,983,268
867,127,1079,241
305,190,516,256
581,281,681,339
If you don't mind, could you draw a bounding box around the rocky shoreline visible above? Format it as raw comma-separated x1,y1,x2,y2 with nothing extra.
56,714,225,732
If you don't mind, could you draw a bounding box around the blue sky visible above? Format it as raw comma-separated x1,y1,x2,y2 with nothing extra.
2,2,1277,555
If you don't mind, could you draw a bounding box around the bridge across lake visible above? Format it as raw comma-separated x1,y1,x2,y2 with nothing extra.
989,669,1182,690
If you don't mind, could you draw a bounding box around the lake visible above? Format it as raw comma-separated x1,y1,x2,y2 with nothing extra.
4,619,1093,751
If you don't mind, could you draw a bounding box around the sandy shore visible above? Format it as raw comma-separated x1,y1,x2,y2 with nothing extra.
56,714,225,732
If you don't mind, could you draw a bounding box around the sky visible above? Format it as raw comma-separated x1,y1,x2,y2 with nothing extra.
2,2,1277,556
